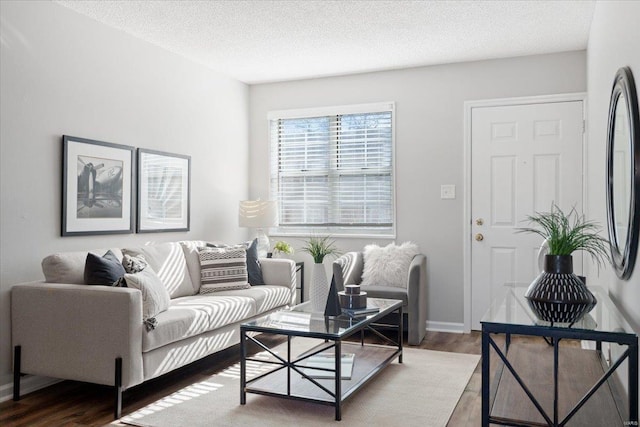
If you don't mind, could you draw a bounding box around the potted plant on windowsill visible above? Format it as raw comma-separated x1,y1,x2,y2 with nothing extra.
301,236,341,312
517,204,610,324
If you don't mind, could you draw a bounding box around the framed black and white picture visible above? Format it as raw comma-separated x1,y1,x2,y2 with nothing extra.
62,135,135,236
137,148,191,233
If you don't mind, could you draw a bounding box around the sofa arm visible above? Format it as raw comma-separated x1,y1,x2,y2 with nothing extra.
407,254,427,345
332,252,364,291
11,281,144,389
260,258,296,304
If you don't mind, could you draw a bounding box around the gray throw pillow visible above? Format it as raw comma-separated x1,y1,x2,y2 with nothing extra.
124,267,171,322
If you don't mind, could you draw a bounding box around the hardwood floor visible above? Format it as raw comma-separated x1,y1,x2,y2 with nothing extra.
0,331,576,427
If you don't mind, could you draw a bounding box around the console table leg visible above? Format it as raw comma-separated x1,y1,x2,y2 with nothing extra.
629,339,638,423
481,330,490,427
13,346,21,401
553,338,560,426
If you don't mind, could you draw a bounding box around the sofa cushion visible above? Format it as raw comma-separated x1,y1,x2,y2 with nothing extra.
212,285,292,315
361,242,419,288
42,248,124,284
141,285,291,352
84,250,126,286
179,240,209,294
124,267,171,322
198,247,251,293
142,294,257,352
123,243,194,299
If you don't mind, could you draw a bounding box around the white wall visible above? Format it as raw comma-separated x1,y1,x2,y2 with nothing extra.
249,51,587,329
586,0,640,404
0,2,249,391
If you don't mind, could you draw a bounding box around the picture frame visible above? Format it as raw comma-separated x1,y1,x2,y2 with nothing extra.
137,148,191,233
62,135,135,236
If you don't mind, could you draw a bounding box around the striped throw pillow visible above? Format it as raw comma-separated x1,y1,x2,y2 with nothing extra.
198,246,251,293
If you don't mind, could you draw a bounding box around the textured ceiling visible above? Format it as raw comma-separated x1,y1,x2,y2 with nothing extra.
55,0,596,84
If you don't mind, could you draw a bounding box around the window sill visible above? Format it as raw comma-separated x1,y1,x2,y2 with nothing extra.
269,230,396,240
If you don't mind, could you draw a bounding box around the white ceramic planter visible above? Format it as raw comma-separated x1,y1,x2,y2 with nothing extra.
310,262,329,312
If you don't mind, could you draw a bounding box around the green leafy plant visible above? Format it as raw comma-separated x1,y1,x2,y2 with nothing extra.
517,204,610,268
273,240,293,255
301,235,341,264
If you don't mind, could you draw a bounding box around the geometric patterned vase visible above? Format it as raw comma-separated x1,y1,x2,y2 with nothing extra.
525,255,597,324
310,262,329,313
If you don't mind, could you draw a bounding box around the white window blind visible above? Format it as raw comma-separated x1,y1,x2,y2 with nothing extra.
269,103,395,236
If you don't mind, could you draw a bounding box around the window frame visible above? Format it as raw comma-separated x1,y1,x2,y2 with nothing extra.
268,102,396,239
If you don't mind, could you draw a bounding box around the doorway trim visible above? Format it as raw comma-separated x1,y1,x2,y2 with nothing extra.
462,92,587,332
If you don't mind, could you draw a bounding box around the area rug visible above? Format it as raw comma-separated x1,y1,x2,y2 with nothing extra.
118,339,479,427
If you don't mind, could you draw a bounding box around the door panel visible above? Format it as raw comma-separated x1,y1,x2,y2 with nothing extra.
471,101,584,329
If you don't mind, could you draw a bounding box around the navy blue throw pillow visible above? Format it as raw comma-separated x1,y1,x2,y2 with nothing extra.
246,238,265,286
84,250,126,286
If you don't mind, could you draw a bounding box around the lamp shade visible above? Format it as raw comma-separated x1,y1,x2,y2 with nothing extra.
238,200,278,228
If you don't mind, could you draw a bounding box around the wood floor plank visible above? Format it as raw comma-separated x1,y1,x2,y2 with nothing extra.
1,331,623,427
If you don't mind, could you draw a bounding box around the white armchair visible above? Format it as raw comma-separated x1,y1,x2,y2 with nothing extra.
333,251,427,345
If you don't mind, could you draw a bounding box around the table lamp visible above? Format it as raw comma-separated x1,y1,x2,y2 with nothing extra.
238,200,278,258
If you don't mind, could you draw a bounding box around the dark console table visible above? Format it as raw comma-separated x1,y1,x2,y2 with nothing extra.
481,284,638,427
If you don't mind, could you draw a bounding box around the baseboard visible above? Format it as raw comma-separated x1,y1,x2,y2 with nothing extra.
0,375,61,403
426,321,465,333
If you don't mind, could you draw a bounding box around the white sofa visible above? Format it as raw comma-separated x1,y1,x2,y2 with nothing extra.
11,241,296,418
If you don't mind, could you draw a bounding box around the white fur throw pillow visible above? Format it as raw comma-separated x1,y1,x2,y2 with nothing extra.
361,242,420,288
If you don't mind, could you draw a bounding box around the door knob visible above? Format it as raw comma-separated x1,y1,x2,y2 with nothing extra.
475,233,484,242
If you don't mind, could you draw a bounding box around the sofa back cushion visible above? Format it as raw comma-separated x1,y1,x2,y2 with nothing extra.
42,248,124,284
179,240,209,294
122,242,194,298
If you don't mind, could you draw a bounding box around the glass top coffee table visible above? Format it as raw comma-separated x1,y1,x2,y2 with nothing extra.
240,298,403,421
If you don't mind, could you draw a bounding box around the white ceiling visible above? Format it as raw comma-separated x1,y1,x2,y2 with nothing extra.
55,0,596,84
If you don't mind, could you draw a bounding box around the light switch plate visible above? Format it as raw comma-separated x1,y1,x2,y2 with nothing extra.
441,184,456,199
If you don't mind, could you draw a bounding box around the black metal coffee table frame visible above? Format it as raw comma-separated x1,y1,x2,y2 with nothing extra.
240,299,403,421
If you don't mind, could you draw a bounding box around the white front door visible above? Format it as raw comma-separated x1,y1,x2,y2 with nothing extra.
470,100,585,330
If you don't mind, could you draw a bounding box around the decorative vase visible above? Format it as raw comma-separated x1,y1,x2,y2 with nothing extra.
525,255,597,324
310,262,329,312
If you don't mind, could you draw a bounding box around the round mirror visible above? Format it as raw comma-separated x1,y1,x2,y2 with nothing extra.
606,67,640,279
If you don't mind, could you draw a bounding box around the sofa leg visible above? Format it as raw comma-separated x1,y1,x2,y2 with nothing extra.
13,346,21,401
114,357,122,420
